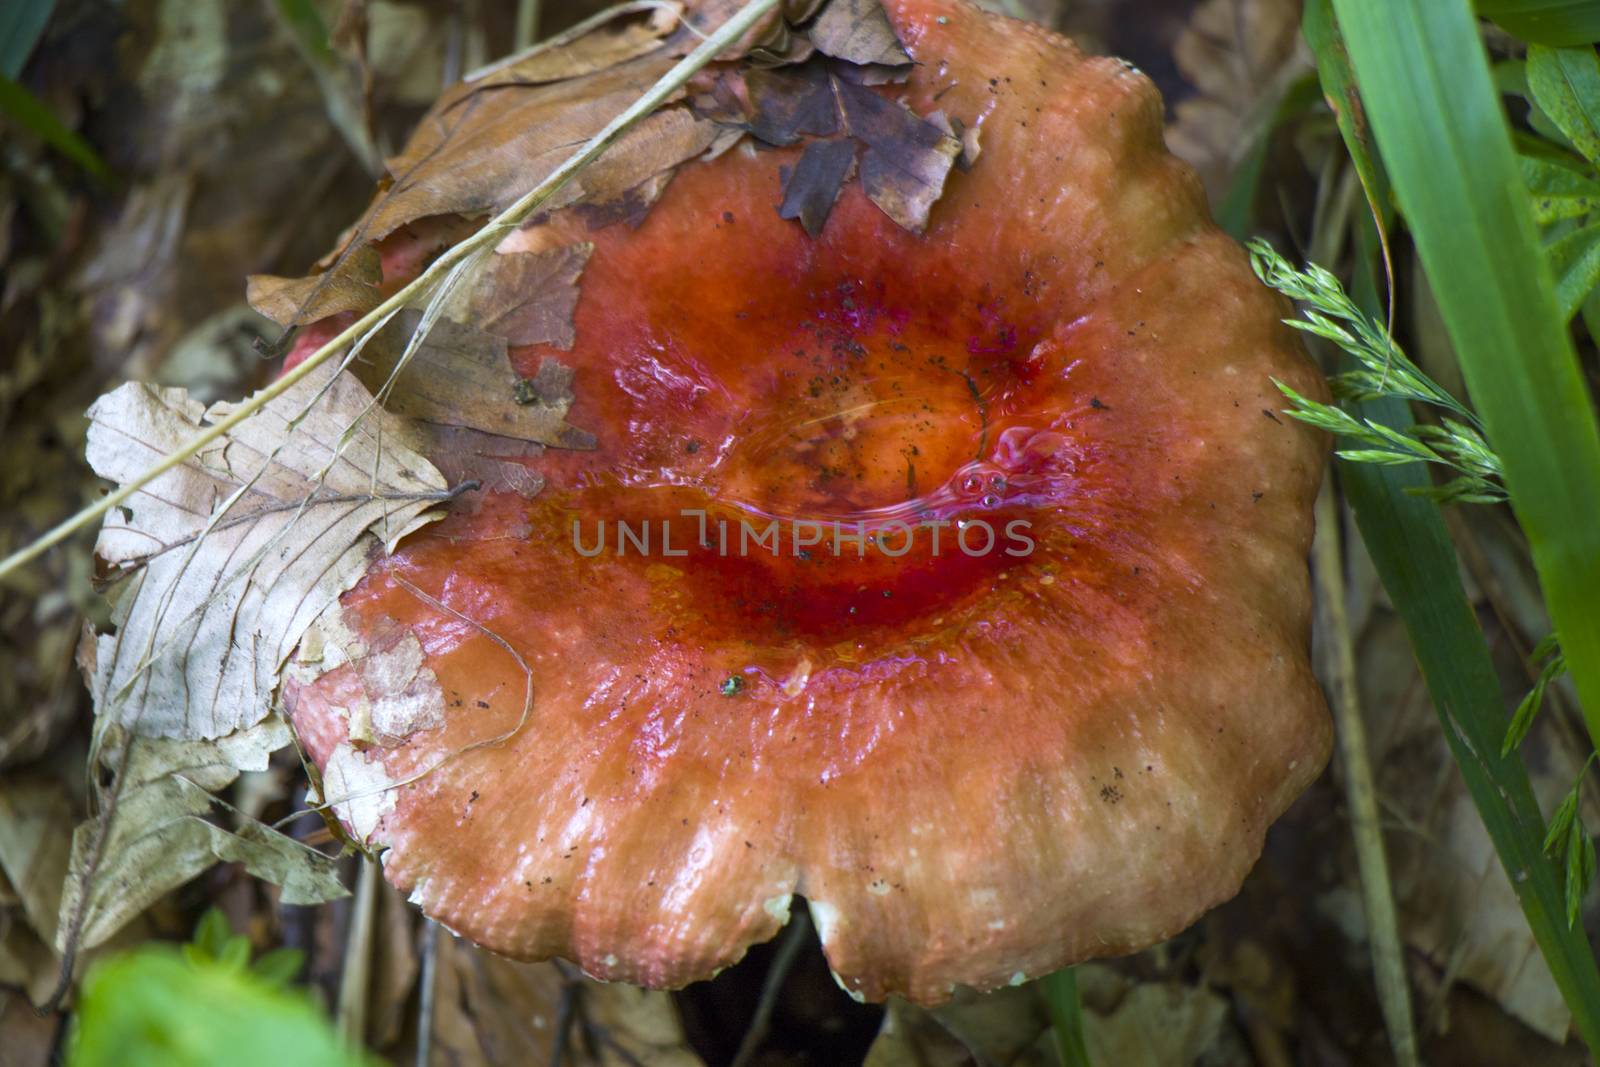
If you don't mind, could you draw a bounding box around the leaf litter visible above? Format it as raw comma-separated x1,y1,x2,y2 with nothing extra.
60,0,971,1013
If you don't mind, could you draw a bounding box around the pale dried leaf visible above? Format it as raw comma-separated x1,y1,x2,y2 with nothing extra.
86,360,449,740
0,779,73,945
56,719,347,954
429,938,704,1066
462,5,683,89
863,987,1053,1067
246,245,384,328
1083,983,1237,1065
809,0,911,67
1166,0,1309,195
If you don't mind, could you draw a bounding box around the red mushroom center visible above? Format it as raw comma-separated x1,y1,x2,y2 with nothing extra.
502,236,1099,665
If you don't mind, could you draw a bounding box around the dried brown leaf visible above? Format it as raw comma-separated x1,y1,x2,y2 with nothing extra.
362,54,717,241
745,61,840,145
429,938,704,1066
85,360,449,740
462,4,684,90
831,73,961,233
246,245,384,328
780,137,856,235
0,778,73,946
809,0,911,67
1166,0,1308,196
362,313,595,450
413,425,549,498
574,169,678,231
442,244,594,348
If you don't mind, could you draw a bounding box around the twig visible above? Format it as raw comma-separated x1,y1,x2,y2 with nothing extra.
38,729,140,1014
549,973,581,1067
337,857,379,1048
0,0,782,584
1313,479,1420,1067
515,0,542,51
415,920,440,1067
729,910,813,1067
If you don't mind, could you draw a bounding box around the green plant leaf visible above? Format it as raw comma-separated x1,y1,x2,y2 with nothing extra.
1332,0,1600,861
0,0,55,78
1529,44,1600,165
250,947,306,988
0,72,108,179
1549,221,1600,316
1522,155,1600,222
190,908,233,961
1479,0,1600,46
68,947,377,1067
1041,968,1091,1067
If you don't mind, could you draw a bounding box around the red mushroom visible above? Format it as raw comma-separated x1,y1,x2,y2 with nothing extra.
282,0,1330,1003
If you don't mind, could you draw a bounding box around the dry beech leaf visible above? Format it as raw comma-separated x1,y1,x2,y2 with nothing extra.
429,938,704,1066
1165,0,1309,196
1083,983,1238,1064
246,245,384,328
463,4,685,89
362,53,717,242
85,360,449,740
574,169,679,230
442,244,594,348
414,425,550,498
362,313,596,449
864,986,1053,1067
56,718,346,955
0,779,74,946
809,0,912,66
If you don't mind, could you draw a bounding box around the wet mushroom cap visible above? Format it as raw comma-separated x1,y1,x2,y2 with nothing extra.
283,0,1331,1004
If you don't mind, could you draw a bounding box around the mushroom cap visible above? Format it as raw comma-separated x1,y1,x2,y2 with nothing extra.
283,0,1331,1003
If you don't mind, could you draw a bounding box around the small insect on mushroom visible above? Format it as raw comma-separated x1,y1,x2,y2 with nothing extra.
278,0,1331,1005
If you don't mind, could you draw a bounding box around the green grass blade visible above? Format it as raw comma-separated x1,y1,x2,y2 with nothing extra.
0,72,108,180
1340,397,1600,1053
1041,968,1091,1067
1331,0,1600,799
1478,0,1600,45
